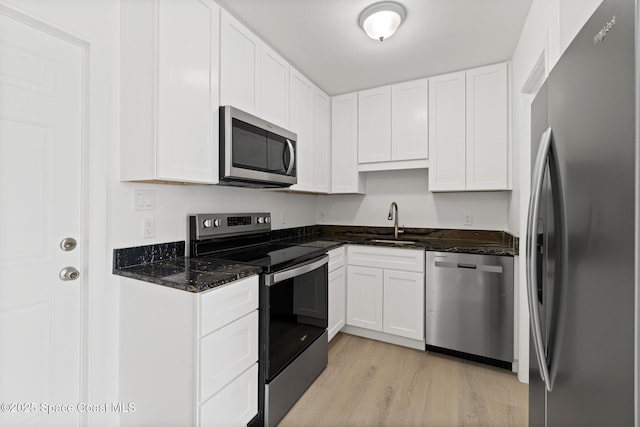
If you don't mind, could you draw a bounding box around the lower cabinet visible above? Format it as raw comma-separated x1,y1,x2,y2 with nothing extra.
345,246,425,349
119,275,259,427
346,265,383,331
327,246,346,341
382,269,424,340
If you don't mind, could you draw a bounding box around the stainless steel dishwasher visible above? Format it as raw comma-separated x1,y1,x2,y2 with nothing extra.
425,251,514,364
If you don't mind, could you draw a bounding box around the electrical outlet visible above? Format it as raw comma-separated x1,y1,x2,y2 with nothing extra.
142,217,155,238
281,211,287,225
319,212,325,223
463,213,473,226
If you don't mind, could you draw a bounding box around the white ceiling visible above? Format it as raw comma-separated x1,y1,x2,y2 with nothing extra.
216,0,533,95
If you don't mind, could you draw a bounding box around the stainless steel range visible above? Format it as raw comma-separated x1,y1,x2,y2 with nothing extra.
188,213,329,427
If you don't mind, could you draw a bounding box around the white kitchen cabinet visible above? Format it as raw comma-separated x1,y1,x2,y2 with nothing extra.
428,71,466,191
346,265,384,331
328,247,346,341
260,44,289,128
428,62,509,191
357,79,429,171
465,63,509,190
120,0,219,184
313,88,331,193
120,275,259,427
331,93,366,193
383,269,425,340
200,364,258,427
289,68,316,191
220,9,260,115
344,245,425,350
358,86,392,164
286,72,332,194
392,79,429,161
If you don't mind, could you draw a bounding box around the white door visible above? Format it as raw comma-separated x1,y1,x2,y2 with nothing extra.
0,9,84,427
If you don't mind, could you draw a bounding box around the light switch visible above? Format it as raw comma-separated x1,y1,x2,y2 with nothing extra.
134,189,156,211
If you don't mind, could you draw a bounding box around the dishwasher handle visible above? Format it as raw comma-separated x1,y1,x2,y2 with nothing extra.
434,260,503,274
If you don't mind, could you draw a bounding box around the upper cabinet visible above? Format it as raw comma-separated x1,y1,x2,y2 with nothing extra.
289,69,316,191
392,79,429,161
465,64,509,191
259,45,290,128
219,10,260,115
314,89,331,193
288,70,332,194
428,71,466,190
120,0,220,184
331,93,366,194
358,86,392,164
357,79,429,171
429,63,510,192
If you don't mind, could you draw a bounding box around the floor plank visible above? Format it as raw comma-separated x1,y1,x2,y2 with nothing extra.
279,333,528,427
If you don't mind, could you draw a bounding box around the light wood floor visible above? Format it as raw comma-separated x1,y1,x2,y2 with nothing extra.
279,333,528,427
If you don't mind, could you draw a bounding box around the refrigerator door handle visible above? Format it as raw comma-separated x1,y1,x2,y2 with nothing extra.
526,126,553,392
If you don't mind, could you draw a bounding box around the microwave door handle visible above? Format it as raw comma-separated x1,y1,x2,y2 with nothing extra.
285,139,295,175
526,126,553,392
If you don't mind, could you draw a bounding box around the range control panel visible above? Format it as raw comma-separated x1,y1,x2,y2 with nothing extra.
190,212,271,239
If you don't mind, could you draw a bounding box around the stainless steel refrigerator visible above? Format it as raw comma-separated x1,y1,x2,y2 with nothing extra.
527,0,638,426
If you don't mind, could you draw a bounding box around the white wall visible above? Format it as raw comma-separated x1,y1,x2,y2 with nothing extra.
317,169,510,230
109,184,317,249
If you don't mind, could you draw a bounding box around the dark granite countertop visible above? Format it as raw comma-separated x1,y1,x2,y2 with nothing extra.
113,241,261,293
113,226,517,293
275,225,518,257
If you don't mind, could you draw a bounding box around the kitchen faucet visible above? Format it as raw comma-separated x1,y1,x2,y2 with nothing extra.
387,202,403,239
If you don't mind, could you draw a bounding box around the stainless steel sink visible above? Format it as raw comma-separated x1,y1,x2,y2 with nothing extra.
368,239,417,245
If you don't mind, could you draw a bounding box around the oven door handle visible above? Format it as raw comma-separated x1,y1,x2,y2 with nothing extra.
267,255,328,286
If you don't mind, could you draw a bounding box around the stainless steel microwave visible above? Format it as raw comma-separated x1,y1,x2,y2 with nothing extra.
219,106,297,188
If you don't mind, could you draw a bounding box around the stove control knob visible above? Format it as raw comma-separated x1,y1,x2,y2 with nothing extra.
203,218,222,228
257,217,265,224
265,216,271,224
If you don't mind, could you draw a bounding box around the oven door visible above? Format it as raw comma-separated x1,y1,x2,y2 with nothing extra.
263,255,328,381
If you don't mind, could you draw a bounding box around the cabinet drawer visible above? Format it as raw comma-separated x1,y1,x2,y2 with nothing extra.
347,245,424,273
328,246,345,272
200,310,258,401
200,363,258,427
200,275,258,335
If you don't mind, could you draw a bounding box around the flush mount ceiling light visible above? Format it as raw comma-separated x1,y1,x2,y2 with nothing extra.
358,1,407,42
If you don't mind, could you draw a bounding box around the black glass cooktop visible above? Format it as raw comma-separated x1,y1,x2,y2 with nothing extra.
203,242,327,272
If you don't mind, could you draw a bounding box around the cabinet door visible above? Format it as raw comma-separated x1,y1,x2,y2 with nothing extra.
220,10,260,115
466,63,508,190
289,68,316,191
260,45,289,128
383,270,424,340
328,266,346,341
200,363,258,427
358,86,391,163
200,311,259,402
428,71,466,191
314,88,331,193
155,0,219,183
392,79,428,161
331,93,365,193
346,266,383,331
